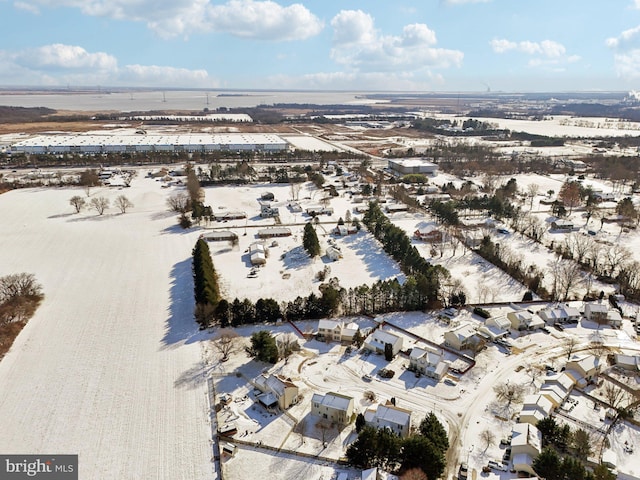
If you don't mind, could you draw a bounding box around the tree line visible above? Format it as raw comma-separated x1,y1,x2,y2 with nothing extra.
347,412,448,480
0,273,44,359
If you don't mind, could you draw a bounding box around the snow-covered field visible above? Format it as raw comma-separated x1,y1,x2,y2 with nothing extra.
0,177,212,479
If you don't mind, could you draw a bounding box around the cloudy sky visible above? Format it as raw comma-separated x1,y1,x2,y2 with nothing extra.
1,0,640,92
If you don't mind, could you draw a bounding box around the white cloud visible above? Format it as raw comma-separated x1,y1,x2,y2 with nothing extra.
330,10,462,74
13,44,118,71
16,0,323,40
614,49,640,78
0,44,218,87
491,38,565,58
606,25,640,50
633,0,640,9
330,10,376,45
119,65,213,86
206,0,323,40
13,1,40,14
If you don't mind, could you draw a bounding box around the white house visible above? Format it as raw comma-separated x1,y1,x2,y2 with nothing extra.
444,324,480,351
479,316,511,340
409,347,449,380
539,372,576,407
317,319,359,344
507,309,544,331
584,302,609,323
613,354,640,372
550,219,574,231
249,242,267,265
363,329,403,356
311,392,354,425
519,394,555,425
364,403,412,438
538,304,581,324
253,374,299,410
511,423,542,477
326,246,342,261
566,354,600,386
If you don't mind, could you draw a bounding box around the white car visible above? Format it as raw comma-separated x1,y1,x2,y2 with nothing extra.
488,460,508,471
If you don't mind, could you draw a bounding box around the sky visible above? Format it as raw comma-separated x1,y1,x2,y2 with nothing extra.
1,0,640,92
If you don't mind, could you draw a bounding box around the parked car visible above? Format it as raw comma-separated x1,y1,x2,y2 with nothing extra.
458,462,468,479
500,435,512,446
488,460,507,471
362,374,372,382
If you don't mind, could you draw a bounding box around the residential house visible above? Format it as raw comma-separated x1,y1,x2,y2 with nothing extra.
443,324,480,351
584,302,609,324
334,225,358,236
202,231,238,242
364,403,412,438
409,347,449,380
214,211,246,221
259,201,279,218
317,319,359,344
249,242,267,265
511,423,543,477
311,392,354,425
479,316,511,340
257,227,291,238
566,354,600,387
613,354,640,372
519,394,555,426
607,310,623,328
385,203,408,214
538,304,581,325
507,309,544,331
539,372,576,407
363,329,403,356
253,374,299,410
550,219,574,232
413,226,445,243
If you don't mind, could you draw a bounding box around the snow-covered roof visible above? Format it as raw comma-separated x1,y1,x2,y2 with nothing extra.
312,392,353,411
511,422,542,452
373,404,411,427
447,323,477,341
585,302,608,313
318,319,341,331
567,354,599,375
368,329,402,347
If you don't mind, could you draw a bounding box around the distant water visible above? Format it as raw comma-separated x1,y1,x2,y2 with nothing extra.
0,89,385,112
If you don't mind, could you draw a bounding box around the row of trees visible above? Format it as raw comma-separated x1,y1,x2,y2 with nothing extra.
532,416,616,480
347,412,448,479
69,194,133,215
363,202,445,306
0,273,44,358
192,239,221,328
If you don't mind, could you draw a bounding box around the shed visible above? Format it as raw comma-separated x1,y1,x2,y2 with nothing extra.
257,227,291,238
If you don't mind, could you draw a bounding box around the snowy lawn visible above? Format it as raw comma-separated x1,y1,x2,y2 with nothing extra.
0,176,213,479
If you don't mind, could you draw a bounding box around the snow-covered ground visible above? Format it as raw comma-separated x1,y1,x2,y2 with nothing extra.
0,177,212,479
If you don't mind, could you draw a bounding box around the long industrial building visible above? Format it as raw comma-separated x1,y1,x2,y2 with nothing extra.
10,132,289,154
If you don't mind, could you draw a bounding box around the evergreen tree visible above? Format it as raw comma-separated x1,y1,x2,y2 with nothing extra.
532,447,562,480
418,412,449,454
248,330,278,363
355,413,366,433
303,222,321,257
384,342,394,361
401,435,445,480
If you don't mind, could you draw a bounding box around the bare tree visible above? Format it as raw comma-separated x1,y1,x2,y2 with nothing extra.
290,182,301,201
602,244,631,278
563,336,580,360
166,192,190,213
277,332,300,364
553,258,584,301
525,364,545,385
90,196,110,215
481,428,496,453
69,195,86,213
527,183,540,211
212,329,240,362
115,195,133,214
494,382,525,408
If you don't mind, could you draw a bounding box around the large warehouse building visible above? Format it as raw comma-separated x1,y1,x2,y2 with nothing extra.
10,132,289,154
388,158,438,175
